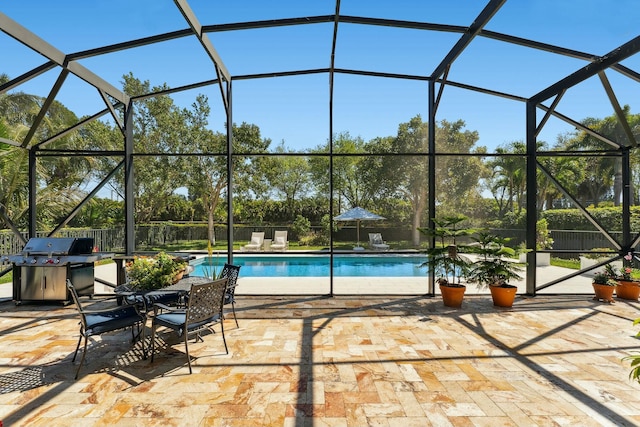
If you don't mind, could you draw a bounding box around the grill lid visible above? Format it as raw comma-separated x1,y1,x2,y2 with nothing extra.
22,237,94,255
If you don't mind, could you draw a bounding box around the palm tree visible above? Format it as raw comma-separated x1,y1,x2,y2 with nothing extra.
0,73,96,229
487,142,527,216
562,109,640,206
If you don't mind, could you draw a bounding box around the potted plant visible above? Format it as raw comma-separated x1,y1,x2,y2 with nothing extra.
591,269,618,304
467,231,524,308
125,251,188,291
419,215,475,308
616,252,640,301
201,240,222,280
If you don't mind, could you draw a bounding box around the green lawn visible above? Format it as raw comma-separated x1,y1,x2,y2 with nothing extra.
551,257,580,269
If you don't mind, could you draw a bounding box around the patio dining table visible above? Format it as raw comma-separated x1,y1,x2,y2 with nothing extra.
161,275,211,292
115,276,211,312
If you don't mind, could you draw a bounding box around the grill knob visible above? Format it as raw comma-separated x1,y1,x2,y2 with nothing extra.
30,258,37,264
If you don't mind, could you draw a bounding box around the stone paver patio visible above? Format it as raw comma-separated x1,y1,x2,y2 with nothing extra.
1,290,640,426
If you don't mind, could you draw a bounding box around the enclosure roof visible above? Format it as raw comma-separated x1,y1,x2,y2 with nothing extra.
1,1,640,150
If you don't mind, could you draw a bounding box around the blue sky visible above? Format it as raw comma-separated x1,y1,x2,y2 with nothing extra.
2,1,639,152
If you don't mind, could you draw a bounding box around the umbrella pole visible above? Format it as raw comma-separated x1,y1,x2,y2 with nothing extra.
356,220,360,248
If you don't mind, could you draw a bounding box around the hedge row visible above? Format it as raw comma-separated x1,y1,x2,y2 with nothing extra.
542,206,640,231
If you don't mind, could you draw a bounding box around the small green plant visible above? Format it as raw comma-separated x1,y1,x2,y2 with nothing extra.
201,241,221,280
624,318,640,384
516,241,530,257
592,271,618,286
536,219,554,250
126,251,187,291
604,263,619,280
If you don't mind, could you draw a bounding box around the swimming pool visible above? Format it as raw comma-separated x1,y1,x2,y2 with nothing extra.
191,254,427,277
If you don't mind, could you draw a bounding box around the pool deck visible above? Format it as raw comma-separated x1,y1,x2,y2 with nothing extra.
2,281,640,426
0,256,599,300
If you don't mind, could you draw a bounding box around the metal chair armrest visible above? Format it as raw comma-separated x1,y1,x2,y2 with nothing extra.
153,302,186,315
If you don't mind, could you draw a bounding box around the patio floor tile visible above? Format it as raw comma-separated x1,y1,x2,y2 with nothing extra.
1,294,640,426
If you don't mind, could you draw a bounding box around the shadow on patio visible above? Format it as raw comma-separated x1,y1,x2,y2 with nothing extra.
1,293,640,426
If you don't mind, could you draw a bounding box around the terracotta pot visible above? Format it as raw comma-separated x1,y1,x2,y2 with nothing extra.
592,283,616,303
440,283,466,308
489,284,517,308
617,280,640,301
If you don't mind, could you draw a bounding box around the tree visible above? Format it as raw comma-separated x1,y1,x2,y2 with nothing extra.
374,116,482,246
67,197,125,228
486,141,527,217
537,137,584,211
185,117,270,244
263,142,313,215
0,73,97,230
0,73,43,229
120,73,189,224
433,120,484,218
561,108,640,207
308,132,379,211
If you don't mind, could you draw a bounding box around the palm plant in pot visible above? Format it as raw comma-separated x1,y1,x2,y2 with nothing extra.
419,215,475,308
467,231,523,308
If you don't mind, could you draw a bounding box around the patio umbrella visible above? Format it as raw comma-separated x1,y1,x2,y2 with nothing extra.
333,207,385,250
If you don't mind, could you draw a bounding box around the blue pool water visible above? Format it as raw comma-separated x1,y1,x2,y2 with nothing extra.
191,255,427,277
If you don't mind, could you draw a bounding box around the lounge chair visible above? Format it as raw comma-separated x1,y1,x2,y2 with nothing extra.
369,233,390,251
243,232,265,251
270,230,288,251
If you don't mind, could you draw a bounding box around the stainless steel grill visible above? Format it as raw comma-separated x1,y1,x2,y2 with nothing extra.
5,237,112,304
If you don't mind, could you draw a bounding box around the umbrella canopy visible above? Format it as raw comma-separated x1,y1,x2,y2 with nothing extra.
334,207,385,249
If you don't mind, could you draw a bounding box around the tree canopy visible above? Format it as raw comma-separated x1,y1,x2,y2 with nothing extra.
2,70,639,250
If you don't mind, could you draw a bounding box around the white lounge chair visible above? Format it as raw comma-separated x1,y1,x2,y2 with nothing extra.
369,233,389,251
271,230,288,251
243,232,265,251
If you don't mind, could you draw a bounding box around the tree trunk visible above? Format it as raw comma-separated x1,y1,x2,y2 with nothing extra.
208,209,215,245
614,158,622,206
411,195,427,246
411,213,422,247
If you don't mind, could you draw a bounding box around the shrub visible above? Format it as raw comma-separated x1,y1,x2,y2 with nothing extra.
126,252,187,291
291,215,311,240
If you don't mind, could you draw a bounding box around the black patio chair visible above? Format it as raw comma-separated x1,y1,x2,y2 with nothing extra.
220,263,241,327
150,278,229,374
66,279,146,379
